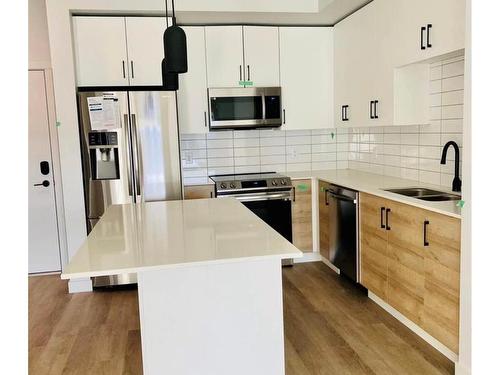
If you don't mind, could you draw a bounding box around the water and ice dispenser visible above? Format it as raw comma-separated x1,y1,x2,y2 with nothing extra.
88,131,120,180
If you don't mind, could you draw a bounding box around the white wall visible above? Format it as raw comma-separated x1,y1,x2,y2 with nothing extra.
29,0,51,68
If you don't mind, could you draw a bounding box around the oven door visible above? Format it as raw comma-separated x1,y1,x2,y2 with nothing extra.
227,191,293,242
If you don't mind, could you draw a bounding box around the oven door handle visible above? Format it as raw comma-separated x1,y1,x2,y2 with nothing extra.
224,192,292,202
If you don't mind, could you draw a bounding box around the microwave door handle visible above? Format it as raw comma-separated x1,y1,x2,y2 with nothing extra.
262,94,266,121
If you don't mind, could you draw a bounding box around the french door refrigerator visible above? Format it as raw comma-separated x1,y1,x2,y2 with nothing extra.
77,90,182,287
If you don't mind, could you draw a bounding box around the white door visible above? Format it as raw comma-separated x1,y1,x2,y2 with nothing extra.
205,26,244,87
242,26,280,86
73,17,129,86
125,17,167,86
279,27,334,130
28,71,61,273
178,27,209,134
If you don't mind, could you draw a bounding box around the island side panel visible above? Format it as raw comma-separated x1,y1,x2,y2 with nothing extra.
137,258,285,375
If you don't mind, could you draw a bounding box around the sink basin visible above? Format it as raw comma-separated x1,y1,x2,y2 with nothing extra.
417,194,461,201
384,187,445,198
384,187,461,202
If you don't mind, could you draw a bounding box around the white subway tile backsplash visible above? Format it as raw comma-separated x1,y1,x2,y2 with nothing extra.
233,129,260,138
207,138,233,149
235,165,261,174
312,161,337,170
182,168,208,178
312,143,337,153
419,170,440,185
419,145,441,159
442,104,463,119
442,75,464,91
234,156,260,166
207,148,233,158
260,146,285,156
441,90,464,106
442,59,464,78
419,158,441,172
286,144,311,155
312,152,336,162
261,155,286,165
233,138,260,148
286,163,311,172
233,147,259,157
442,119,463,133
207,167,234,176
181,139,206,150
419,133,441,146
312,134,336,144
429,80,442,94
207,157,234,168
207,131,233,140
287,153,311,163
182,158,207,169
260,136,285,147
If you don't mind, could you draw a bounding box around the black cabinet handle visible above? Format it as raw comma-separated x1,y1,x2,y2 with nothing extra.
283,109,286,124
345,105,349,121
426,24,432,48
325,189,329,206
370,101,375,119
204,111,207,127
424,220,430,246
342,105,349,121
34,180,50,187
122,60,126,78
420,26,426,50
239,65,242,81
131,60,135,78
374,100,379,119
386,208,391,230
292,187,296,202
247,65,250,80
380,207,386,229
341,105,345,121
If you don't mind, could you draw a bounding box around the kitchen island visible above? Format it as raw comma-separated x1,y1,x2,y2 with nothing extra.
62,198,302,375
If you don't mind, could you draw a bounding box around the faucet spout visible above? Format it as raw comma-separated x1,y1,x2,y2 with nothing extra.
440,141,461,192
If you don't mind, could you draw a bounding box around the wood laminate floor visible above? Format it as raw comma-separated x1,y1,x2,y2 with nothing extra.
29,262,454,375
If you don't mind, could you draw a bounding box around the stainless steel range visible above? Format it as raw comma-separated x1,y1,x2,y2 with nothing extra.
211,172,294,265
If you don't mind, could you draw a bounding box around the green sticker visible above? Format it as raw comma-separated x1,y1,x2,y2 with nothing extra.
456,200,465,208
238,80,254,86
56,121,61,127
297,184,309,192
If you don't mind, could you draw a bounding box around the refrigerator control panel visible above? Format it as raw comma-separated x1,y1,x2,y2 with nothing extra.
89,131,118,147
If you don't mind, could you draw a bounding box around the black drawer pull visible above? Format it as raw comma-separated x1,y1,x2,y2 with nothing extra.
426,24,432,48
385,208,391,230
424,220,430,246
369,101,374,119
420,26,426,50
380,207,385,229
374,100,379,119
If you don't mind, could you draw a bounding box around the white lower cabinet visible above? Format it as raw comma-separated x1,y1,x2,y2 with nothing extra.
178,27,209,134
279,27,334,130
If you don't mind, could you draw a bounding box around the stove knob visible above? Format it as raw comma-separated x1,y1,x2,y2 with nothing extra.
281,179,287,185
271,180,278,186
220,183,227,189
230,182,236,189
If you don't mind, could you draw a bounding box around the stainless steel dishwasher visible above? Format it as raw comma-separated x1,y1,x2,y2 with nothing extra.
325,184,359,282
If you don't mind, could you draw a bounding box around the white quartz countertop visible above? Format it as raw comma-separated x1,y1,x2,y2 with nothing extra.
288,169,462,219
62,198,302,279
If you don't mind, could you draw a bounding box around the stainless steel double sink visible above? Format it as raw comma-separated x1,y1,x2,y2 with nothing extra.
384,187,461,201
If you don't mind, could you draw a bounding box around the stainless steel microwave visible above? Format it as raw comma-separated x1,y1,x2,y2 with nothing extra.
208,87,282,130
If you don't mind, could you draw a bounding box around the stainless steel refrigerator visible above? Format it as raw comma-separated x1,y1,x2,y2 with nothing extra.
77,90,182,287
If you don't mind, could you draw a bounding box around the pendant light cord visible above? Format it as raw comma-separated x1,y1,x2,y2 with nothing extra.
172,0,176,25
165,0,169,27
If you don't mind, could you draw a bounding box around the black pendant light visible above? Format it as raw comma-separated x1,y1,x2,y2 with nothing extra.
163,0,187,74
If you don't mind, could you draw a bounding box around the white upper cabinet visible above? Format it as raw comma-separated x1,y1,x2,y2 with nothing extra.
73,17,129,86
178,27,209,134
242,26,280,86
390,0,465,65
205,26,244,87
73,16,169,87
125,17,166,86
279,27,334,130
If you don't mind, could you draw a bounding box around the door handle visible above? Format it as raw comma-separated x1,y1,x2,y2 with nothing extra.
420,26,426,50
426,24,432,48
385,208,391,230
131,114,141,197
34,180,50,187
423,220,430,246
380,207,386,229
124,115,133,196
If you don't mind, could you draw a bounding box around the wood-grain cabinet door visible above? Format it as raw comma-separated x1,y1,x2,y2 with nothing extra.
184,185,214,200
291,179,313,252
422,211,461,353
318,180,330,259
386,201,426,326
359,193,389,300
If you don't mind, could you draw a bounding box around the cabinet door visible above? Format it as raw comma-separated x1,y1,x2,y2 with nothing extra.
184,185,214,199
242,26,280,86
125,17,166,86
279,27,334,130
205,26,244,87
318,180,330,259
386,201,426,326
423,211,460,353
291,179,312,252
73,17,129,87
359,193,388,300
178,27,209,134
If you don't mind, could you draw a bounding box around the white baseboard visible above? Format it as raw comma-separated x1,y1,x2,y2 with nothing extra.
368,291,458,363
68,277,93,293
293,252,321,263
321,256,340,274
454,361,470,375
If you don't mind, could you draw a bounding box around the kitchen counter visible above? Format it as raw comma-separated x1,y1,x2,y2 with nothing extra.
62,198,301,375
288,169,461,219
62,198,301,279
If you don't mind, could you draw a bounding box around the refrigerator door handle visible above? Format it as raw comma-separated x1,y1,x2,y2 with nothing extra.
131,114,141,197
123,114,133,196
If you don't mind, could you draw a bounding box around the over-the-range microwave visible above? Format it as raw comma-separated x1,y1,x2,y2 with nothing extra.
208,87,282,130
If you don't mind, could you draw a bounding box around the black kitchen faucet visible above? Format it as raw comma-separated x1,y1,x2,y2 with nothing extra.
440,141,462,192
